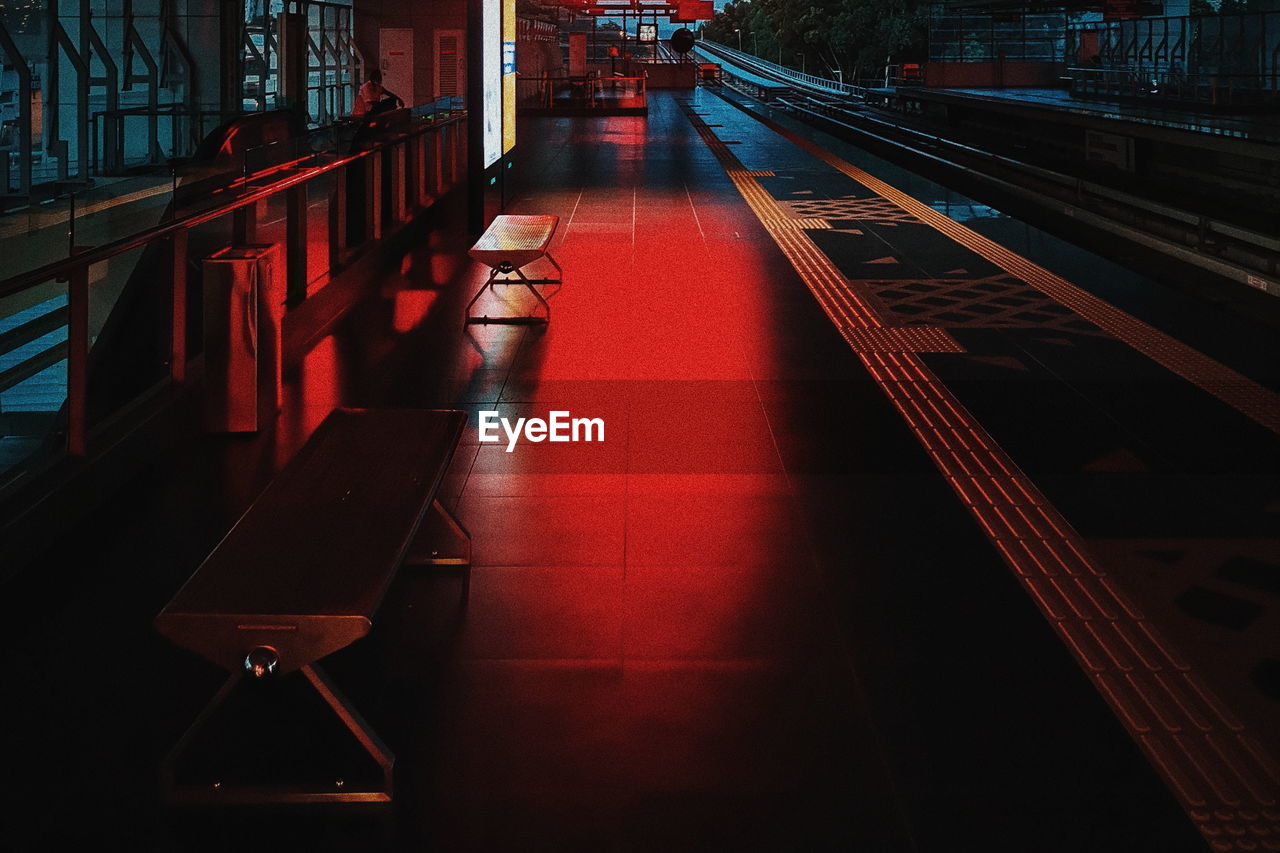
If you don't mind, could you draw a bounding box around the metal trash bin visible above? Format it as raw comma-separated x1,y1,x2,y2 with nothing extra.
202,244,284,433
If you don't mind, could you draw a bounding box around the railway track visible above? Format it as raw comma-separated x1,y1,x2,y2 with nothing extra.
694,38,1279,300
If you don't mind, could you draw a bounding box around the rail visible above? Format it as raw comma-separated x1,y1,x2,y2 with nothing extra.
516,74,647,112
0,111,466,474
775,94,1279,295
89,106,224,176
1068,66,1280,109
693,41,1277,276
696,39,868,99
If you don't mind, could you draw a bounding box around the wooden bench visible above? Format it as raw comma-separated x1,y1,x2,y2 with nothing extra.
465,214,562,327
155,407,470,804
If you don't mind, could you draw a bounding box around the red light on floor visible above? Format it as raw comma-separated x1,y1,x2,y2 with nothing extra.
394,290,439,332
276,334,345,468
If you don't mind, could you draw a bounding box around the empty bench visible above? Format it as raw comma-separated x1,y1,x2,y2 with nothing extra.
465,214,562,326
154,407,470,804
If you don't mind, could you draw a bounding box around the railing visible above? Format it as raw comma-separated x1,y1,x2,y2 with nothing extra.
696,40,867,99
516,74,647,112
776,93,1280,293
1065,11,1280,108
1068,66,1279,109
89,107,223,176
0,111,466,483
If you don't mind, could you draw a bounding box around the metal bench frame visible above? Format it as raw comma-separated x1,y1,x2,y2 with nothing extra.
465,214,563,327
159,658,396,805
155,409,470,805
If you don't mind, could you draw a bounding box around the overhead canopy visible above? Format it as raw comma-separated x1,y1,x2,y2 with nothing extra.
550,0,716,22
934,1,1102,9
933,1,1172,21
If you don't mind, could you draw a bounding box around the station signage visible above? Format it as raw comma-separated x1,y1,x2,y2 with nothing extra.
671,0,713,23
482,0,517,167
503,0,516,158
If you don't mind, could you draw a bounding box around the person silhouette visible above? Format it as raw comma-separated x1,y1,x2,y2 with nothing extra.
352,68,404,116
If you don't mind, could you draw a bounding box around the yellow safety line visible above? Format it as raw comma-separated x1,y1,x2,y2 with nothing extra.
686,101,1280,850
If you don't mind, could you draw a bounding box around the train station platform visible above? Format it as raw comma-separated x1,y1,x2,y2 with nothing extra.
3,88,1275,852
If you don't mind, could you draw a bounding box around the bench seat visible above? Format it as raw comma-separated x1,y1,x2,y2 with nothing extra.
155,407,469,804
465,214,562,325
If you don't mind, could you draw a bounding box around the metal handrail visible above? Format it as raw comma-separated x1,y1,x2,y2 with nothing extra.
777,94,1280,289
516,74,647,110
0,110,467,464
0,112,466,300
697,39,866,98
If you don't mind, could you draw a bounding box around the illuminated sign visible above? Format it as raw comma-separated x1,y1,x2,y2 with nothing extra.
503,0,516,157
672,0,713,22
483,0,517,167
639,23,657,42
482,0,501,167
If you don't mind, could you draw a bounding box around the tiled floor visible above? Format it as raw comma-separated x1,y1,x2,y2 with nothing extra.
380,92,1203,850
1,91,1218,852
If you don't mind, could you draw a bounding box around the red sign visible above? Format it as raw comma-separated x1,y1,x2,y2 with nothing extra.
671,0,712,22
1103,0,1141,20
555,0,679,8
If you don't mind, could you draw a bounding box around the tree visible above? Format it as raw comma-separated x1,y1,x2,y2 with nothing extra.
705,0,926,81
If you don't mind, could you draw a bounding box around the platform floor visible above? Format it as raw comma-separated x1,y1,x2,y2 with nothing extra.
5,89,1276,851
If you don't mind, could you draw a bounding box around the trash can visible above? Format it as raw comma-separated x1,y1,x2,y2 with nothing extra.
202,244,284,433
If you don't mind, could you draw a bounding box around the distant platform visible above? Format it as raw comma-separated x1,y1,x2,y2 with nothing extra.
879,85,1280,145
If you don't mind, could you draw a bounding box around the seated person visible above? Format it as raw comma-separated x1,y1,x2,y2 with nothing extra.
352,69,404,117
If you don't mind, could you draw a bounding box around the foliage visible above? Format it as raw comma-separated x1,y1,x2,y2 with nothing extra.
702,0,927,82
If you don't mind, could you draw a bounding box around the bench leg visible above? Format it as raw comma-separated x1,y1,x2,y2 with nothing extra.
543,251,564,283
159,664,395,804
463,269,498,330
514,267,551,326
510,254,562,286
160,669,242,799
464,268,551,327
405,498,472,604
301,663,395,799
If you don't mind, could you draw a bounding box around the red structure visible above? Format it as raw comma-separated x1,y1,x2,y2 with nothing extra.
546,0,713,22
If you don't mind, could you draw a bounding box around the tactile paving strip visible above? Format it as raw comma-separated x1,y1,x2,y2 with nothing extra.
760,217,833,231
840,325,966,353
686,99,1280,851
865,275,1104,334
782,195,919,225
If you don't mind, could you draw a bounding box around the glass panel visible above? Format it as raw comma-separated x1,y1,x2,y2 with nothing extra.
0,194,73,278
0,278,68,479
930,9,1066,64
68,173,176,251
305,168,334,293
